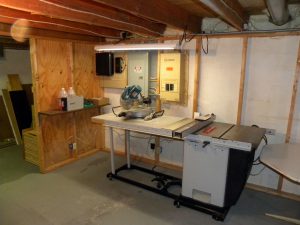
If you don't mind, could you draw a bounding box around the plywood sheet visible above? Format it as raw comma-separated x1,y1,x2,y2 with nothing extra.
73,43,102,98
75,107,104,155
40,113,75,168
7,74,23,91
34,39,72,112
100,52,128,89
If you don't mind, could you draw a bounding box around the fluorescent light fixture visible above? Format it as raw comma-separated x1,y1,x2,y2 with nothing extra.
95,43,178,52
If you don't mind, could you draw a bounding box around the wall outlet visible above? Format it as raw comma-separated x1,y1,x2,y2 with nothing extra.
150,143,155,150
69,142,77,151
265,128,276,135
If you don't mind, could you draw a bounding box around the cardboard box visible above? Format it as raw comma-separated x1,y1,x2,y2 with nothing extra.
61,95,84,111
90,97,109,106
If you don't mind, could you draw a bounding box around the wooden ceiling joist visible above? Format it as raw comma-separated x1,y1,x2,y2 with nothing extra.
198,0,248,31
94,0,202,34
0,6,121,38
0,22,103,42
0,0,166,37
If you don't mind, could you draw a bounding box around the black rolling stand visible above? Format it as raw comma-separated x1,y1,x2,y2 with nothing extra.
107,164,181,199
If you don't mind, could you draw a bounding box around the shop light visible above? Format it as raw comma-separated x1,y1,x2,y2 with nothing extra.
95,43,178,52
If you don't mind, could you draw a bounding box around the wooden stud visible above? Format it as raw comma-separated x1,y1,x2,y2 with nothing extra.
236,37,248,125
277,39,300,191
285,40,300,144
1,89,22,145
192,37,201,115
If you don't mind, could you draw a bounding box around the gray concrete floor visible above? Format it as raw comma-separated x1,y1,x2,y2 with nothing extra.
0,145,300,225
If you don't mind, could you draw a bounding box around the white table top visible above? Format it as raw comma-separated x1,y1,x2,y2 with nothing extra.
260,143,300,183
92,113,194,138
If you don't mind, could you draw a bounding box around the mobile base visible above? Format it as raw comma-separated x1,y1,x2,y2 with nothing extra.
107,164,230,221
174,195,230,221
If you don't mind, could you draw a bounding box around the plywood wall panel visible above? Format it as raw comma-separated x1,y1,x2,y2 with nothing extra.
40,113,75,168
73,43,102,98
75,107,104,155
35,39,72,112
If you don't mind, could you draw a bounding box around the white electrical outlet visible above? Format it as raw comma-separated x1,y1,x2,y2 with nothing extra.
73,142,77,150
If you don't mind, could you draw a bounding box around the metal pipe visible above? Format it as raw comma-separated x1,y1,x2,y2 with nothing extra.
265,0,290,26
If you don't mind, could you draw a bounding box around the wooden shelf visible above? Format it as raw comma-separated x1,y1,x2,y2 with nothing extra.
39,104,108,116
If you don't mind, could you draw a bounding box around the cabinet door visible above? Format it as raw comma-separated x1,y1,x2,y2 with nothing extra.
75,107,104,155
41,113,75,169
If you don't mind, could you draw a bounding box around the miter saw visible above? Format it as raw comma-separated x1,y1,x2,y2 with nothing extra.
112,85,164,120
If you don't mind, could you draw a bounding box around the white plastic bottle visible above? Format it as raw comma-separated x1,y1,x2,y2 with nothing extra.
68,87,75,96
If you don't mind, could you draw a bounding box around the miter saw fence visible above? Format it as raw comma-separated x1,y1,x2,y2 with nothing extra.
112,85,163,120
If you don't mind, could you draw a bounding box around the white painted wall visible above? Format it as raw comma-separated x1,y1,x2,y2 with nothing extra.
243,36,300,194
102,36,300,195
199,38,243,123
0,49,32,93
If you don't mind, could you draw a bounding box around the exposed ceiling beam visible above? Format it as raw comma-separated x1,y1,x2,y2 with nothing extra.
222,0,248,21
0,0,165,37
0,6,122,38
0,22,103,42
198,0,248,31
94,0,202,34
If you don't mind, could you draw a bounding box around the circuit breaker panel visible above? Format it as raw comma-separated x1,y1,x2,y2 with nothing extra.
128,52,149,97
159,52,184,102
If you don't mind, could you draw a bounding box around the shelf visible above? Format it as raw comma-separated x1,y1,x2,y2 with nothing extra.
39,104,109,116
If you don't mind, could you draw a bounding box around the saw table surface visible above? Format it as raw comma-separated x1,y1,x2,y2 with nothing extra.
92,113,194,138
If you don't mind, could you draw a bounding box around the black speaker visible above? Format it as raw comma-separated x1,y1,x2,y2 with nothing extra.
96,52,114,76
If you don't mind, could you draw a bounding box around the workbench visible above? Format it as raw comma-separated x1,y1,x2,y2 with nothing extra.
92,113,266,221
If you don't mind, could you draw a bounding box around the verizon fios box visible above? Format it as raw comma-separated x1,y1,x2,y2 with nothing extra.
61,95,84,111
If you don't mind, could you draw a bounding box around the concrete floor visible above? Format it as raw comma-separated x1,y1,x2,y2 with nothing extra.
0,145,300,225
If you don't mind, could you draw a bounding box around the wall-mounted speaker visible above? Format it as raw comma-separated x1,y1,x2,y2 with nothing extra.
96,52,114,76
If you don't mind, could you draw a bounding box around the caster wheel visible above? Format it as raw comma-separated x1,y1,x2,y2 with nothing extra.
212,215,224,221
156,183,162,189
174,201,180,208
107,174,113,181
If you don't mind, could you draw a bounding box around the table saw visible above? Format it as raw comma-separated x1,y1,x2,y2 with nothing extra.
92,113,265,221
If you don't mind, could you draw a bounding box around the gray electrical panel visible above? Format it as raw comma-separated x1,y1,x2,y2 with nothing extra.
127,52,149,97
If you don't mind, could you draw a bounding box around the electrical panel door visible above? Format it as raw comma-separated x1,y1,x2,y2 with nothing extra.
128,52,149,97
160,52,184,102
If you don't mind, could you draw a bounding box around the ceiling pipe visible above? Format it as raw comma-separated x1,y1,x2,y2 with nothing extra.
265,0,290,26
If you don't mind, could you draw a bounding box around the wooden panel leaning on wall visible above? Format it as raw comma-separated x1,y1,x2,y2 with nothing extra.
30,38,104,173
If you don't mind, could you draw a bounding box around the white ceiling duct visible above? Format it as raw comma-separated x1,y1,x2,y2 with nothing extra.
265,0,290,26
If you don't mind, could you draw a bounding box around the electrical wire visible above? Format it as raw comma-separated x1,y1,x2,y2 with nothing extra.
250,166,266,176
201,35,209,54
